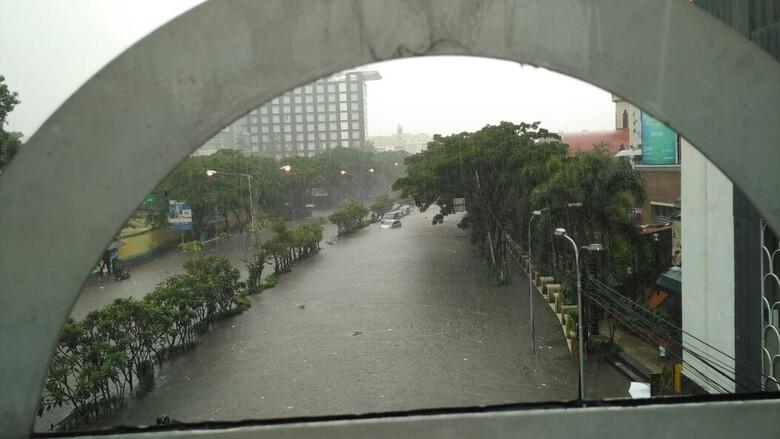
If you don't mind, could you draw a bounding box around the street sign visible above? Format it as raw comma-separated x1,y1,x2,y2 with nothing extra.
144,194,156,204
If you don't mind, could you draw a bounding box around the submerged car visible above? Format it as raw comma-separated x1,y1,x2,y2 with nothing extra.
380,219,402,229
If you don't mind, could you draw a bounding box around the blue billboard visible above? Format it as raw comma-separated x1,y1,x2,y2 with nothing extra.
168,200,193,231
641,112,677,165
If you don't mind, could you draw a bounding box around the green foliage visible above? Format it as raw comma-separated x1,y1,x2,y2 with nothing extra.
262,220,323,274
177,240,204,253
144,147,408,233
369,193,396,218
393,120,648,290
0,75,22,172
263,273,278,288
0,75,20,126
329,200,369,235
40,256,246,431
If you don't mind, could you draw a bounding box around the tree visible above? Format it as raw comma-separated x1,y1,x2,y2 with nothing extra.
369,193,396,218
393,121,567,280
0,75,22,172
329,200,369,235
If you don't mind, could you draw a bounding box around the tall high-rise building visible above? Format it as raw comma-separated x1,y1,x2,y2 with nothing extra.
194,70,381,158
192,116,251,156
245,70,381,158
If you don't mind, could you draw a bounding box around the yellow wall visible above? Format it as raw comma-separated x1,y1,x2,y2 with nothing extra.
117,227,179,261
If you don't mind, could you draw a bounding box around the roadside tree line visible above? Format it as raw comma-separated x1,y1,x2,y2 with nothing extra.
38,256,246,430
38,217,325,431
393,121,657,295
144,147,407,235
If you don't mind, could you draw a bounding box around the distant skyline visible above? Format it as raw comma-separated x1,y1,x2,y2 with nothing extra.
1,0,614,141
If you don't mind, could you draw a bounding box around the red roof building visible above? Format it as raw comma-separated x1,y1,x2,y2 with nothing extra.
561,129,629,156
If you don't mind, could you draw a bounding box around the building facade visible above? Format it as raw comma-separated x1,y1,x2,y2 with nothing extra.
246,70,381,158
194,70,381,158
681,0,780,393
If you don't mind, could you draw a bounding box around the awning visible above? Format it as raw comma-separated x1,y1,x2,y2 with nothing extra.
656,268,681,296
615,149,642,157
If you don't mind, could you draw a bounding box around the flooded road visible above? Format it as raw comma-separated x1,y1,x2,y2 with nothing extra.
74,210,627,429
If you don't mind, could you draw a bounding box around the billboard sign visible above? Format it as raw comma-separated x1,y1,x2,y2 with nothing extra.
640,112,677,165
168,200,193,231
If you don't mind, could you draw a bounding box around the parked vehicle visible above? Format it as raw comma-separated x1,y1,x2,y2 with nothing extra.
380,218,402,229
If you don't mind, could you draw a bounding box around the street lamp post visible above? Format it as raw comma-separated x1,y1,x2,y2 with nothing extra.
554,227,602,401
206,170,254,226
528,202,581,351
528,209,546,351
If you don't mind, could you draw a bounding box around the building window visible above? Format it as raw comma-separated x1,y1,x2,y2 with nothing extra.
340,121,349,131
328,84,336,92
351,94,358,102
283,105,291,113
272,125,280,133
305,85,313,93
271,106,279,114
317,104,325,112
338,83,346,92
341,140,349,148
352,130,360,139
329,122,337,131
283,124,291,132
340,93,347,102
250,125,258,133
306,114,314,122
307,133,315,141
284,133,292,142
282,96,290,104
351,112,359,120
340,112,348,121
306,104,314,112
318,123,326,131
329,132,338,140
316,84,324,93
351,122,360,130
294,95,302,104
328,104,336,112
251,134,258,142
261,134,269,142
350,83,358,92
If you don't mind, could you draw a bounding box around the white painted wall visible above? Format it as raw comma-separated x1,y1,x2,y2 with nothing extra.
681,139,735,392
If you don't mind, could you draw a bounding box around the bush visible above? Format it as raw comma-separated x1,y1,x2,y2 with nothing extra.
177,240,204,253
329,200,369,235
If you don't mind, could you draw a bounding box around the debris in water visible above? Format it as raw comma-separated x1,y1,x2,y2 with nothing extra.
352,331,363,336
297,303,305,309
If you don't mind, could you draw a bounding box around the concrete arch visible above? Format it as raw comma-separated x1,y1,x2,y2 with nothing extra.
0,0,778,436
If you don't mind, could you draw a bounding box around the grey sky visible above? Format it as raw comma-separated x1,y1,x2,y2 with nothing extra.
1,0,614,140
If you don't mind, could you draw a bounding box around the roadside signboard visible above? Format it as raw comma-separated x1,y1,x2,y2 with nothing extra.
640,112,677,165
168,200,193,231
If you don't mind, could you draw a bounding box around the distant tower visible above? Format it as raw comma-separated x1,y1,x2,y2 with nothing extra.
396,124,403,136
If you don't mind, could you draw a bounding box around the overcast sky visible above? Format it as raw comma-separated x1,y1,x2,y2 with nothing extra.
0,0,614,140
